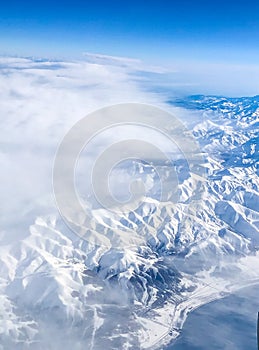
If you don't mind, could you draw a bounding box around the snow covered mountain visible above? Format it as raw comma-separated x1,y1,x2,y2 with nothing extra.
0,95,258,350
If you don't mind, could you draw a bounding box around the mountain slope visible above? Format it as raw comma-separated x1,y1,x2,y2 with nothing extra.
0,95,258,349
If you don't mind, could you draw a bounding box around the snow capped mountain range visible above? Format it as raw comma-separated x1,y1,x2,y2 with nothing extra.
1,87,259,348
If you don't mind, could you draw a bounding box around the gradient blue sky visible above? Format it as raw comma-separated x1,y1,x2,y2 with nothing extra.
1,0,259,62
1,0,259,95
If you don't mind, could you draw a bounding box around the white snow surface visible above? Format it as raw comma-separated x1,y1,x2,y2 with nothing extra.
0,58,259,349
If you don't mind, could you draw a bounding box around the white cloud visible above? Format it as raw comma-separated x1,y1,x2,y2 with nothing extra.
0,56,177,240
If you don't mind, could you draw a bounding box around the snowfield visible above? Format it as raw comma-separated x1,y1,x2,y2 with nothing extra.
0,58,259,349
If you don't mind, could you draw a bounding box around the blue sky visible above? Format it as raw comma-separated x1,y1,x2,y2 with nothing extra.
1,0,259,62
1,0,259,95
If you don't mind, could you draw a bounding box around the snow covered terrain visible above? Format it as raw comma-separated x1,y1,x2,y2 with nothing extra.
0,58,259,349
